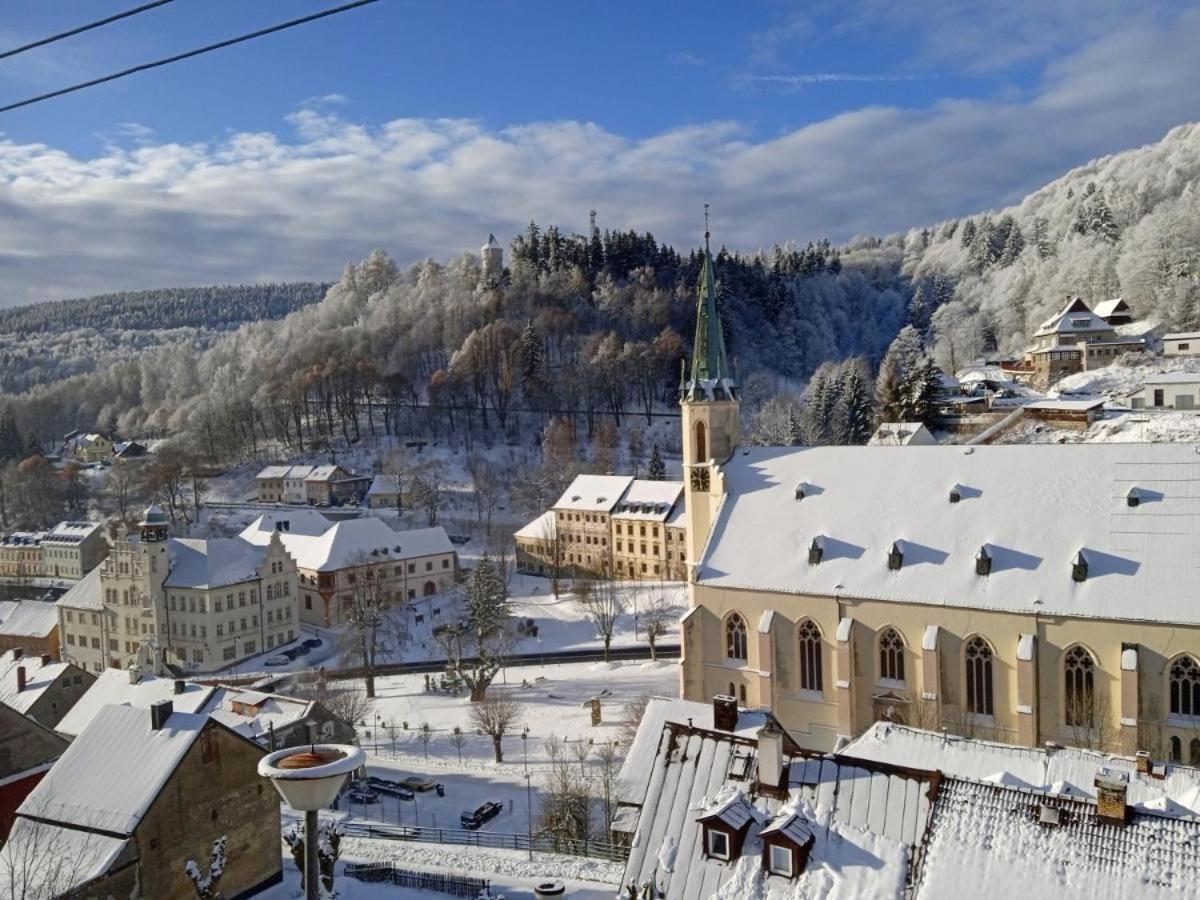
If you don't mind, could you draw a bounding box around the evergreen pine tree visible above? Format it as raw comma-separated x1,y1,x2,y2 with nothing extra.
833,362,874,445
999,223,1025,267
1032,217,1055,258
517,320,546,401
969,219,994,273
648,444,666,481
959,219,977,249
1088,192,1120,242
801,371,838,446
907,285,932,336
874,344,903,424
785,408,803,446
0,406,23,461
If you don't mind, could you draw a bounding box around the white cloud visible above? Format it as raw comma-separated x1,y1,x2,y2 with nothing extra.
0,8,1197,307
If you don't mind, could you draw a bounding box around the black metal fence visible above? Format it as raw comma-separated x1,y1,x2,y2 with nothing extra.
341,820,629,863
344,862,487,896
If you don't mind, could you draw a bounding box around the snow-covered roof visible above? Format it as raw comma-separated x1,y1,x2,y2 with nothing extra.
0,651,72,715
1163,331,1200,341
367,474,402,495
0,599,16,623
918,774,1200,899
20,703,208,835
0,600,58,637
42,520,102,544
1024,397,1104,411
868,422,937,446
164,537,267,589
620,716,929,898
700,443,1200,626
666,499,687,528
0,817,130,898
55,669,215,738
307,464,365,483
553,474,634,513
696,787,757,830
256,465,291,479
1034,298,1114,337
240,517,452,571
841,723,1200,816
57,565,104,611
1094,298,1131,317
199,685,314,742
514,510,556,540
612,480,684,521
956,364,1009,384
759,809,815,847
1,530,44,548
241,509,330,539
1143,372,1200,385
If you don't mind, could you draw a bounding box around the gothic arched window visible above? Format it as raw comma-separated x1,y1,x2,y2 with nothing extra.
725,612,748,662
1170,655,1200,717
878,628,905,682
1063,645,1096,728
1171,736,1182,763
965,636,995,716
695,421,707,464
798,620,823,692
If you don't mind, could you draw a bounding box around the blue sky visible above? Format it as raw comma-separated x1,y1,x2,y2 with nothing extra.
0,1,1196,305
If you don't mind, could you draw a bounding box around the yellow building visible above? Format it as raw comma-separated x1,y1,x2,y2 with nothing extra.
679,228,1200,765
515,475,687,581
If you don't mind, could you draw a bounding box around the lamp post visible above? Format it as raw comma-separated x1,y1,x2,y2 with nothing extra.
258,739,364,900
521,726,533,862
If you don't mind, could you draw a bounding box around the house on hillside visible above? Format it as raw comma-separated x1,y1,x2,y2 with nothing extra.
0,701,69,839
0,702,282,900
514,473,688,580
304,464,372,506
40,520,109,580
366,474,406,509
239,516,457,627
868,422,937,446
0,648,93,728
1094,297,1134,325
1023,297,1145,388
1023,397,1106,429
254,465,290,503
113,440,148,459
62,432,115,463
1126,372,1200,409
1162,331,1200,357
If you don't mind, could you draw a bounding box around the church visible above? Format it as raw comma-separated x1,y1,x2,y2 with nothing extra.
678,227,1200,763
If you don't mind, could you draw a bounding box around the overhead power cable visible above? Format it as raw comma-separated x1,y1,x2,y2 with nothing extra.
0,1,178,62
0,0,380,115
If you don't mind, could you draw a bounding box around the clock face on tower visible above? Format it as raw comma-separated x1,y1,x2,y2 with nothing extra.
690,465,710,492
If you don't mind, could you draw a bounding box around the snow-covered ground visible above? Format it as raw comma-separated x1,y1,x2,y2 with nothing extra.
1052,353,1200,398
997,409,1200,444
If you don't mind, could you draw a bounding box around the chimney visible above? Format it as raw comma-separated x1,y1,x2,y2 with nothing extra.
713,694,738,732
128,665,140,685
1094,767,1130,826
150,699,173,731
40,654,51,666
15,666,26,692
1135,751,1151,775
756,721,785,792
174,679,185,695
12,647,23,661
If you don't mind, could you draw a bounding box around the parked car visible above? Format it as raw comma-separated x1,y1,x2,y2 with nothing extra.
367,776,414,801
264,655,290,667
348,789,380,804
400,775,439,792
302,637,323,649
460,801,503,830
293,644,312,657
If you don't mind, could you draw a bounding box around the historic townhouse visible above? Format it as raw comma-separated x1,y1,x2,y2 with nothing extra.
57,506,300,674
678,229,1200,762
515,475,688,581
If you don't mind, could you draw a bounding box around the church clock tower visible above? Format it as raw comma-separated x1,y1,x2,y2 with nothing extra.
680,207,739,576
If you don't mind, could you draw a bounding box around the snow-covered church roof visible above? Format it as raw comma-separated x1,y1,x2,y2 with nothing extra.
700,442,1200,626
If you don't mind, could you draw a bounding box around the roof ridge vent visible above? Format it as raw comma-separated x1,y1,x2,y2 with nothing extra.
1126,487,1142,508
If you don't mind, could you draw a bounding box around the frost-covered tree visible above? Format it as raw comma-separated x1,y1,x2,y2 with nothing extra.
647,444,666,480
832,360,874,445
999,223,1025,267
435,553,513,701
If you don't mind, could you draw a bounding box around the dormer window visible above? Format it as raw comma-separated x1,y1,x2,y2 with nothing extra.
949,487,961,504
887,542,904,571
1127,487,1142,508
1072,551,1088,583
794,484,806,501
808,537,823,566
975,546,992,577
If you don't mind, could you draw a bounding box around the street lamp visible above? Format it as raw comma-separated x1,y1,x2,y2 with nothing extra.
521,726,533,862
258,740,364,900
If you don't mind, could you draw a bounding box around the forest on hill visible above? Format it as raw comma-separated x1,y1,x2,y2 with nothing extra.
1,121,1199,468
0,283,329,393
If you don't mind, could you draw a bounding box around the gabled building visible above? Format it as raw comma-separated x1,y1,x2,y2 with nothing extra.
867,422,937,446
366,473,406,509
1094,297,1134,325
200,684,356,749
0,702,281,900
304,464,371,507
0,648,93,729
62,432,114,464
40,520,109,580
1023,297,1144,388
0,531,45,578
1162,331,1200,357
0,701,69,839
54,667,216,739
239,516,457,627
0,600,60,661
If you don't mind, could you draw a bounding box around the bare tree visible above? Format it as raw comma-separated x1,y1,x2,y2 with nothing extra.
418,722,434,759
435,553,514,701
469,693,523,763
290,681,369,731
577,570,625,662
382,447,412,514
640,591,678,662
538,735,592,843
0,802,116,900
449,725,467,763
411,458,448,526
595,741,622,835
104,459,139,523
338,553,400,699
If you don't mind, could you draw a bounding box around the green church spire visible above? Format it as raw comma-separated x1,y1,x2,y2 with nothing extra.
685,204,734,400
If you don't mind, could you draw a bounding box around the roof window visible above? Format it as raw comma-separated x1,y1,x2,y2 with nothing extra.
975,546,992,577
887,542,904,571
1072,550,1088,583
1126,487,1142,508
808,537,824,566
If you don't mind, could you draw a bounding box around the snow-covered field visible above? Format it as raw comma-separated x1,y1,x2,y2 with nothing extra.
998,409,1200,444
1052,353,1200,398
